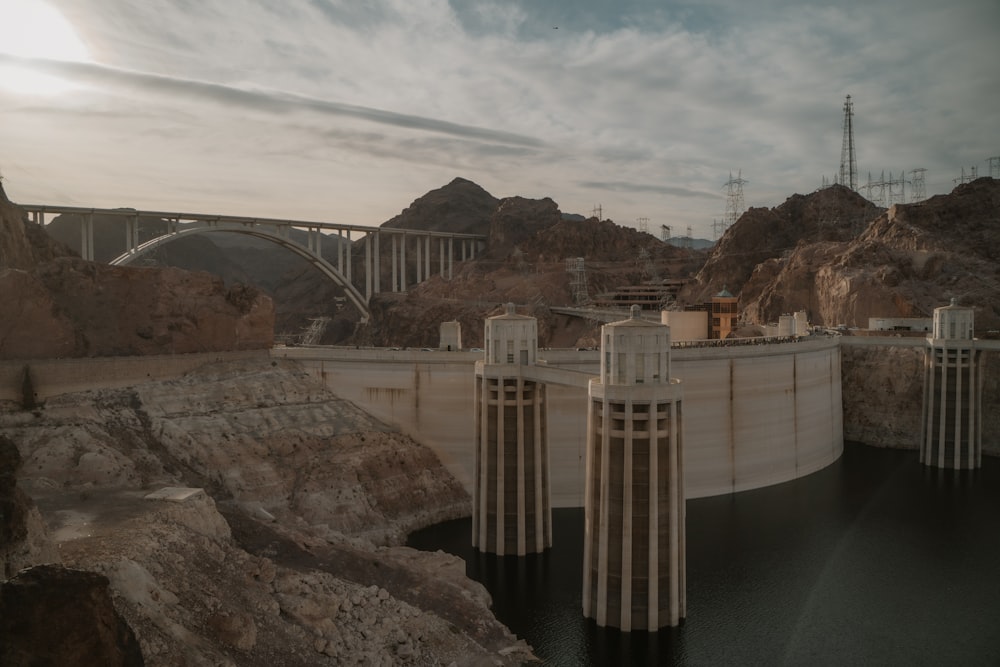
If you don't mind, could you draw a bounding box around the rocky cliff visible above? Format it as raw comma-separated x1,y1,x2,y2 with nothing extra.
683,179,1000,330
352,189,704,349
0,358,533,665
680,185,881,308
380,176,499,236
842,344,1000,455
808,179,1000,329
0,187,275,359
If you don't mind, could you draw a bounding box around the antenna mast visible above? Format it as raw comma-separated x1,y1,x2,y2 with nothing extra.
839,95,858,191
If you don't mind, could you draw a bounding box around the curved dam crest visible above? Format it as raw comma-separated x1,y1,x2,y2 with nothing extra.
278,336,844,505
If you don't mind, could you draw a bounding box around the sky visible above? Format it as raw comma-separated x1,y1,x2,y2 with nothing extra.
0,0,998,240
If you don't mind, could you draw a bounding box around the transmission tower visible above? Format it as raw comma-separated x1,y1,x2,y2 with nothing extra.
839,95,858,191
637,217,649,234
988,156,1000,179
565,257,589,304
908,168,927,202
864,171,887,207
591,204,603,220
723,170,748,231
954,166,978,185
712,219,726,241
660,224,672,243
685,225,693,249
887,170,906,206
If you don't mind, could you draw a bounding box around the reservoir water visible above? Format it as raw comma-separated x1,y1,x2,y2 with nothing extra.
408,443,1000,665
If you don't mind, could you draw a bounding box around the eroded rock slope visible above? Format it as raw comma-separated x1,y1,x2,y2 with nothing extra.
0,359,533,666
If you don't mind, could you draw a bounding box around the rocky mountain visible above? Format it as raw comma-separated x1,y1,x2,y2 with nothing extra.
680,179,1000,331
352,199,705,349
0,359,532,665
802,178,1000,329
0,187,274,359
680,184,882,307
380,176,499,235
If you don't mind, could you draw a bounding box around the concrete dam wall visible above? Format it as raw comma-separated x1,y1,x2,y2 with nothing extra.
277,337,843,506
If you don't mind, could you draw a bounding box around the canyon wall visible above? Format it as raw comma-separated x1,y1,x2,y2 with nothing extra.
841,339,1000,456
1,185,275,360
0,358,532,666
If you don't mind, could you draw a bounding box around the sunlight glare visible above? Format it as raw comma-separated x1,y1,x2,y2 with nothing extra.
0,0,91,94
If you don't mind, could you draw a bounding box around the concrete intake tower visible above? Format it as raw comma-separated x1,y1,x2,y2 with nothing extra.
921,299,984,469
583,306,685,630
473,304,552,555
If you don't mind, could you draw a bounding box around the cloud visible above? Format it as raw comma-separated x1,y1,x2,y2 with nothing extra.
578,180,720,200
0,53,545,149
2,0,998,237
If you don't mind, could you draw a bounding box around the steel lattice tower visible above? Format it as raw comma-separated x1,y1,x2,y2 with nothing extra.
839,95,858,191
988,157,1000,179
909,168,927,202
723,170,747,230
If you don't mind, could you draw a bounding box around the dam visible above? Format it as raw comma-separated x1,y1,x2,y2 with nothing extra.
276,334,843,505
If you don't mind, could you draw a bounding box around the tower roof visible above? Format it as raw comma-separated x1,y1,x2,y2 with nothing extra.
488,302,534,321
605,304,669,329
937,297,970,310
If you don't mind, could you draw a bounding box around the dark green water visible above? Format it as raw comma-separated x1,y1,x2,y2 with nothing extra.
408,443,1000,665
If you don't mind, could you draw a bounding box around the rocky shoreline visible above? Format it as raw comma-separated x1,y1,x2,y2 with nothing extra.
1,359,535,666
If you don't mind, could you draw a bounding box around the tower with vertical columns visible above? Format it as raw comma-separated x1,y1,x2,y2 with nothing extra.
473,304,551,555
921,299,983,469
584,305,685,631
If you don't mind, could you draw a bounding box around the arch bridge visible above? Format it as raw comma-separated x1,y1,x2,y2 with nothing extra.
21,205,487,321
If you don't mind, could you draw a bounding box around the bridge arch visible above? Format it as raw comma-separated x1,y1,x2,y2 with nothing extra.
109,226,370,321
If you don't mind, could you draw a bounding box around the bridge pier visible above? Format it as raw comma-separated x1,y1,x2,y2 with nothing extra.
344,230,352,285
374,231,381,295
473,304,551,556
364,232,372,300
80,213,94,261
125,214,139,256
416,235,422,283
400,234,407,291
424,235,431,281
390,234,398,291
